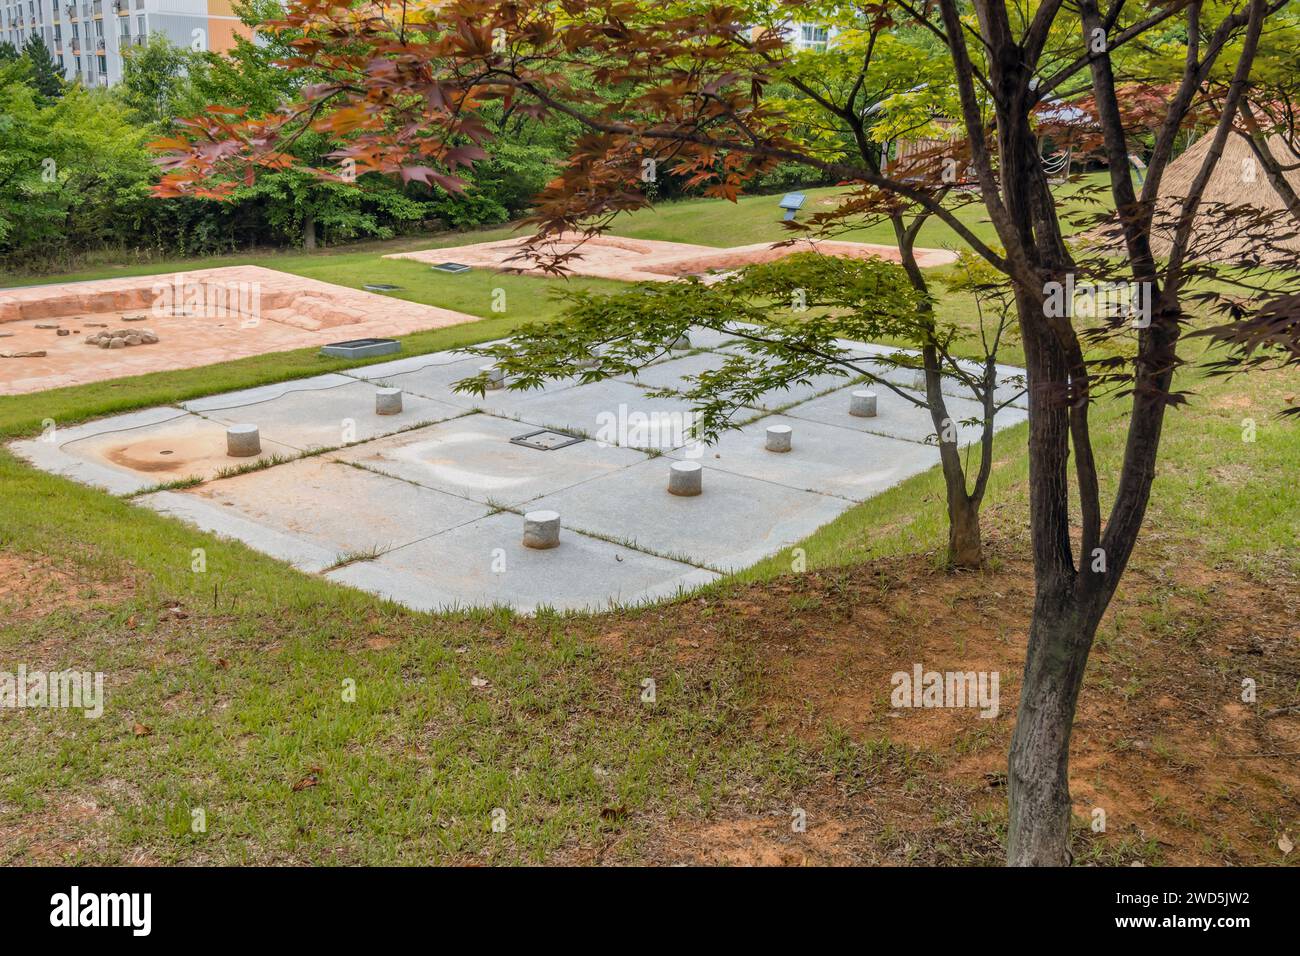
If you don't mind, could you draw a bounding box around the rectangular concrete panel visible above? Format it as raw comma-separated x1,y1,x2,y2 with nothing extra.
783,385,1028,446
139,456,489,569
523,457,854,572
330,412,648,507
490,379,718,451
28,412,299,492
325,512,719,613
670,414,941,501
657,347,864,410
192,379,465,452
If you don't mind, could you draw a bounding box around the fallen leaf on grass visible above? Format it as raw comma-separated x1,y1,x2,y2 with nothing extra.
292,765,324,792
132,723,152,737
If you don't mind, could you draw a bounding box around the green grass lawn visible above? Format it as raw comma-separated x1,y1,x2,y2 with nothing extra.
1,180,1296,865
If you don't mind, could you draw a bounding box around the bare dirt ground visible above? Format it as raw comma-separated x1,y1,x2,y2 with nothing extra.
588,544,1300,866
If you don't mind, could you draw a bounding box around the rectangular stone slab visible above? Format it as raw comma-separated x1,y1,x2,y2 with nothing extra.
783,385,1027,446
670,414,941,501
139,456,488,570
326,512,719,613
523,457,853,572
619,350,860,411
362,355,582,417
26,411,299,492
489,378,727,451
192,379,465,452
330,412,648,507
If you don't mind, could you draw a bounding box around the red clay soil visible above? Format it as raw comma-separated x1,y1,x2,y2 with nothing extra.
589,546,1299,866
388,233,958,283
0,266,481,395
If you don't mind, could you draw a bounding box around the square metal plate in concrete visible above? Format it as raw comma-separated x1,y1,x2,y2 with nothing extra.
321,338,402,360
139,457,489,571
330,412,647,507
510,429,585,451
670,414,941,501
784,385,1028,446
193,379,465,452
524,457,853,572
325,512,718,613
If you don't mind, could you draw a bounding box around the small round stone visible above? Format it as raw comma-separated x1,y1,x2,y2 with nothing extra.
849,390,878,418
668,460,703,496
765,424,793,452
523,510,561,549
375,387,403,415
226,424,261,457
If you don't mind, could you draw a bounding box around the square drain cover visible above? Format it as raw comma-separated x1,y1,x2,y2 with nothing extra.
510,429,585,451
431,262,471,274
363,283,403,292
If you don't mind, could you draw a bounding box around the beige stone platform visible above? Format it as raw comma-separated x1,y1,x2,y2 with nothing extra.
0,266,481,395
387,233,958,282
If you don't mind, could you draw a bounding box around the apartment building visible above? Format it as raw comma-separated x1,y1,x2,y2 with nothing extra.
1,0,248,87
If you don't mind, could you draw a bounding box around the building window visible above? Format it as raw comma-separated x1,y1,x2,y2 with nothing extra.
797,24,829,51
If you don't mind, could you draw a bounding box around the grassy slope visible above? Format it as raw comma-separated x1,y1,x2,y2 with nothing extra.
2,178,1296,864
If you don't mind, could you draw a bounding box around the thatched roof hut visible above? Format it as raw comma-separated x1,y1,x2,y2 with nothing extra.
1146,130,1300,261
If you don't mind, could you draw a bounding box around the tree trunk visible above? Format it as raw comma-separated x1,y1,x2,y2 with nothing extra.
1006,586,1105,864
303,212,317,250
946,492,983,569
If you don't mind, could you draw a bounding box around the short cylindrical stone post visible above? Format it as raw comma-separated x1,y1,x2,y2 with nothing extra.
375,387,403,415
912,370,928,391
226,424,261,457
669,332,691,351
481,364,506,390
765,424,793,453
849,390,878,418
522,510,561,549
668,460,703,496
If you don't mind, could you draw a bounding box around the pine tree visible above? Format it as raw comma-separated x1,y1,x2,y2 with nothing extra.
22,35,63,99
0,41,20,62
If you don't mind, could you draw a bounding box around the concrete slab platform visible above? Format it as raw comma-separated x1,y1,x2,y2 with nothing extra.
180,373,358,412
330,412,648,507
193,378,464,452
672,414,941,501
784,384,1028,446
139,456,488,570
15,411,299,493
524,457,853,572
326,512,719,613
489,378,718,451
360,355,581,416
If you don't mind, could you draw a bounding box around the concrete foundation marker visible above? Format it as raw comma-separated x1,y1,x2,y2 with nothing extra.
375,387,403,415
849,390,878,418
765,424,793,452
481,364,506,390
668,460,703,496
226,424,261,457
669,333,691,351
523,509,561,549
